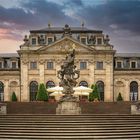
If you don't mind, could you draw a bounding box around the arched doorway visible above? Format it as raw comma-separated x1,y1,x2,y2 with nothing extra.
46,81,55,88
96,81,104,101
29,81,38,101
130,81,138,101
0,81,4,101
79,81,88,87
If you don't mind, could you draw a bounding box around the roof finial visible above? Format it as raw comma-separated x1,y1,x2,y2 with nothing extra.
48,22,51,28
81,21,84,28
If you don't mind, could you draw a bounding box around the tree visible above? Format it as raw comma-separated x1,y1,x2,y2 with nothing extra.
36,83,48,101
117,92,123,101
11,92,17,101
89,84,99,101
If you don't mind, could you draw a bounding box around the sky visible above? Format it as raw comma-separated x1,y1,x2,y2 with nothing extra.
0,0,140,53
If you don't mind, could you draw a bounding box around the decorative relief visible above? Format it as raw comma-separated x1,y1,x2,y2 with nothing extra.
39,59,45,64
105,61,112,65
22,59,29,64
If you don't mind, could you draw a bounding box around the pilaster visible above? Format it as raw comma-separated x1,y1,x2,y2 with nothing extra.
21,59,29,101
39,59,45,84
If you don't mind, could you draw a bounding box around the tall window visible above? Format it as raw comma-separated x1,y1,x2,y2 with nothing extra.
0,81,4,101
29,81,38,101
47,62,53,69
96,61,103,70
79,81,88,87
80,62,87,69
32,38,36,45
30,62,37,69
130,81,138,101
12,62,16,69
48,38,53,44
131,61,136,68
116,61,122,69
0,62,3,69
96,81,104,101
46,81,55,88
97,38,102,45
80,37,86,44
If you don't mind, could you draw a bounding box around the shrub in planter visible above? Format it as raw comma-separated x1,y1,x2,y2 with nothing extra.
11,92,17,101
36,83,48,101
89,84,99,101
117,92,123,101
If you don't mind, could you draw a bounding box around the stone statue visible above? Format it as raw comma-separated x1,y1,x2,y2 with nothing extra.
57,47,80,101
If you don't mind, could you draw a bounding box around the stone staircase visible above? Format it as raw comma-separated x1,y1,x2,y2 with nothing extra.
0,114,140,139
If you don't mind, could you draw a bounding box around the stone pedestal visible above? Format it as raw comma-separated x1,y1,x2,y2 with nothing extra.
56,101,81,115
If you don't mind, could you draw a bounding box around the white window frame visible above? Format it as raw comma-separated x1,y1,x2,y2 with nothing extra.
96,37,103,45
31,37,38,46
11,61,17,69
80,37,87,45
0,61,3,69
30,61,37,69
46,61,54,70
47,37,54,45
116,61,123,69
96,61,104,70
80,61,87,70
130,61,137,69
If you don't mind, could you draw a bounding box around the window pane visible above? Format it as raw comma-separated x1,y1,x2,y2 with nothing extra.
48,38,53,44
79,81,88,87
80,62,87,69
12,62,16,69
97,38,102,45
96,62,103,70
47,62,53,69
32,38,36,45
46,81,55,88
30,62,37,69
117,62,122,68
131,62,136,68
0,62,2,68
81,38,86,44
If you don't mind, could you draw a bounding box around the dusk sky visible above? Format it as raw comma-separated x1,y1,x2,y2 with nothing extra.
0,0,140,53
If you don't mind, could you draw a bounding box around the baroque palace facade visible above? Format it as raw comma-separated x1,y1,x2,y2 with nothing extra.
0,24,140,102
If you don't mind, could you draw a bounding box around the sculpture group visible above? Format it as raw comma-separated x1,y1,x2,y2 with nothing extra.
57,47,80,101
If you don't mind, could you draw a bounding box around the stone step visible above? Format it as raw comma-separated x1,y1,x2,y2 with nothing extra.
0,126,139,130
0,129,140,133
0,134,140,139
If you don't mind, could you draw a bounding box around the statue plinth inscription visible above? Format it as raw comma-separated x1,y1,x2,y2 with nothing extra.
56,46,81,114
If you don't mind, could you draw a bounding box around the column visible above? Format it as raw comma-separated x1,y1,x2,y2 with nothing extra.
125,80,130,101
39,59,45,84
105,61,113,102
4,79,9,101
21,59,29,102
88,60,95,85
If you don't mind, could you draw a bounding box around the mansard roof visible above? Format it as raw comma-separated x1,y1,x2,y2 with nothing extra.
0,53,19,58
30,26,102,34
115,53,140,58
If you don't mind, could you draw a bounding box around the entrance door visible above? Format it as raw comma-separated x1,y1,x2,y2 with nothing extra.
96,81,104,101
130,81,138,101
0,81,4,101
29,81,38,101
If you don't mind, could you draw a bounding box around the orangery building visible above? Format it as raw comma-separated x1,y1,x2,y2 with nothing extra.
0,24,140,102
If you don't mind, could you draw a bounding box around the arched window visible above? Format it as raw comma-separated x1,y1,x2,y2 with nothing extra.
46,81,55,88
29,81,38,101
0,81,4,101
79,81,88,87
130,81,138,101
96,81,104,101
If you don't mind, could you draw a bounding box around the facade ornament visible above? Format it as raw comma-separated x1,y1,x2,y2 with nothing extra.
57,48,80,101
39,59,45,64
22,59,29,65
104,35,110,45
23,35,29,46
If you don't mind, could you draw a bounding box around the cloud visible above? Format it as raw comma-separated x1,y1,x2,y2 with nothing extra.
74,0,140,35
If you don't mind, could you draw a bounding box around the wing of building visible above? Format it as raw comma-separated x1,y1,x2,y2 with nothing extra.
0,24,140,102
